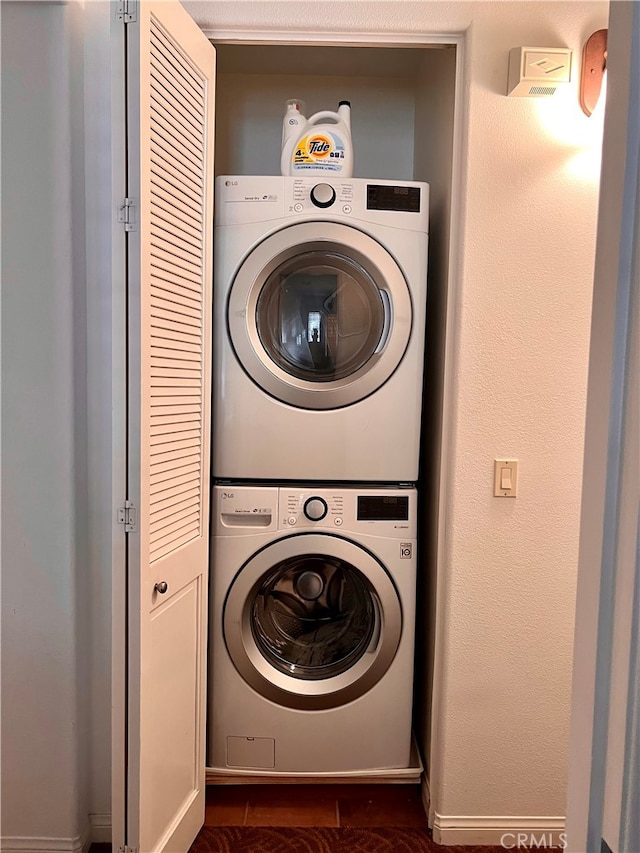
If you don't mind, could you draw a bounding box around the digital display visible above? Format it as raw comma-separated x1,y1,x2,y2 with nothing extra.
357,495,409,521
366,185,421,213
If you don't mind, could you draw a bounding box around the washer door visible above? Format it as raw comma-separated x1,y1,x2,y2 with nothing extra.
227,222,412,410
223,533,402,710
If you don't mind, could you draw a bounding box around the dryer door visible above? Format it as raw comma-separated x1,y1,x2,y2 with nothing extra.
223,533,402,710
227,222,412,410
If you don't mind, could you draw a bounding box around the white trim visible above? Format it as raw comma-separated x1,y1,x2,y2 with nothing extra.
110,6,128,852
89,814,112,845
423,25,468,819
1,825,91,853
421,775,431,820
200,28,463,47
431,814,566,847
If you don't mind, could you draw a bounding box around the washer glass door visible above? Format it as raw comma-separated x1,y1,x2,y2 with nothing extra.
252,553,378,680
227,222,412,410
224,533,402,710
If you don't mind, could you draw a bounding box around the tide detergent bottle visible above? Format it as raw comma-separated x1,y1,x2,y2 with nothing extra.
281,99,353,177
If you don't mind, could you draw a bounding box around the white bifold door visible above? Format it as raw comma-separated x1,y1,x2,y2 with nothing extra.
124,3,215,850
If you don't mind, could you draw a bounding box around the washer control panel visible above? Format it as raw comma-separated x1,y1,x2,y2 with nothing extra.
213,485,416,537
279,487,416,536
284,491,344,528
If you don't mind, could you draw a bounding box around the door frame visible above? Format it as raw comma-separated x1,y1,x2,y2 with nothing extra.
198,25,467,815
110,8,128,851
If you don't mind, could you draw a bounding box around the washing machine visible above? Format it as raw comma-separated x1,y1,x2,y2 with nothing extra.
213,175,429,482
207,483,417,775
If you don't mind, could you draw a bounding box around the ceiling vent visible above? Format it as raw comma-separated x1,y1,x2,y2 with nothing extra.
507,47,573,97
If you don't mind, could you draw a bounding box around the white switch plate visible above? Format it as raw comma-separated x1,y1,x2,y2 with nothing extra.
494,459,518,497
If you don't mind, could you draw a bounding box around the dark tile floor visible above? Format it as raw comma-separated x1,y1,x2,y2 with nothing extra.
205,783,428,828
88,784,428,853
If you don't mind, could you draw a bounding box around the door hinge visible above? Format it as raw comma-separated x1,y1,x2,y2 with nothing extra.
117,501,137,533
118,198,136,232
119,847,138,853
117,0,137,23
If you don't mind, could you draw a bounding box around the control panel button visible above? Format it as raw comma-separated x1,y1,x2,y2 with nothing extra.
334,517,343,526
303,497,328,521
294,203,303,212
342,204,352,214
310,184,336,209
288,516,297,525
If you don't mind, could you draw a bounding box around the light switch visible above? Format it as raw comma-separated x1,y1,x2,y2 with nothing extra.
494,459,518,497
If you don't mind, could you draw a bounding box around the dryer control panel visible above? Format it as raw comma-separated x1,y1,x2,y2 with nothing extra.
214,175,429,233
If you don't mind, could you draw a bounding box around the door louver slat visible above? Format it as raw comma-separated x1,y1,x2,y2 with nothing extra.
147,14,206,564
149,525,201,562
150,24,205,102
150,414,201,430
150,512,199,543
150,263,202,295
151,316,202,340
150,176,202,220
151,294,202,321
150,209,202,251
149,86,204,146
148,42,205,116
149,86,204,150
150,486,200,515
151,349,202,368
149,161,203,209
150,139,203,193
149,466,201,495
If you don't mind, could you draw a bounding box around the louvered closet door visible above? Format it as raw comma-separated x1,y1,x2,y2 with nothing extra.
125,4,215,851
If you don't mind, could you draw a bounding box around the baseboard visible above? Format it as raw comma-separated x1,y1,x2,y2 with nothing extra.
1,823,91,853
89,814,112,845
431,813,566,847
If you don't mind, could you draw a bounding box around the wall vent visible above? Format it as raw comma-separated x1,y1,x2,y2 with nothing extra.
529,86,556,96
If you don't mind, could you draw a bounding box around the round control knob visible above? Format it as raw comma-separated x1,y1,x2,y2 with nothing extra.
310,183,336,209
303,497,328,521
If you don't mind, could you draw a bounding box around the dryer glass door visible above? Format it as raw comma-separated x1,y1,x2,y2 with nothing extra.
224,533,402,710
256,252,386,384
227,222,412,410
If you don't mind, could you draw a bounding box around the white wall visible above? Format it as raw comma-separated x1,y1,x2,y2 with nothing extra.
1,1,89,848
187,0,608,841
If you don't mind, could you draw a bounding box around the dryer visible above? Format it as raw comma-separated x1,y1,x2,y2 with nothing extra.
213,176,429,482
207,483,417,775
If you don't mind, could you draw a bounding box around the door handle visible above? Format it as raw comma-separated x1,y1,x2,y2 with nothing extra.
154,581,168,594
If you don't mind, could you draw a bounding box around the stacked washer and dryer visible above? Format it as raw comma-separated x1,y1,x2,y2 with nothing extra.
208,175,429,776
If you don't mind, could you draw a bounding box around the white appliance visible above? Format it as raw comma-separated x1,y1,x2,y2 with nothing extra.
213,176,429,482
207,484,417,775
